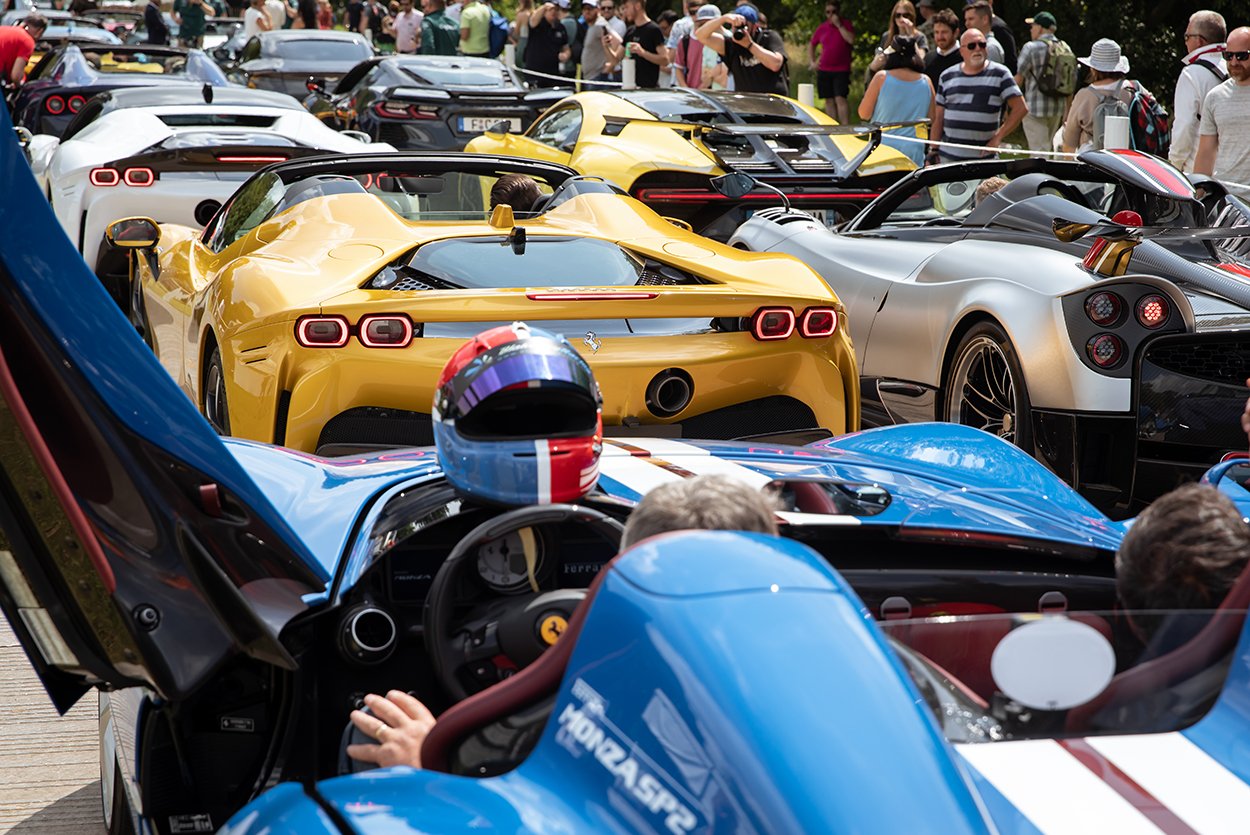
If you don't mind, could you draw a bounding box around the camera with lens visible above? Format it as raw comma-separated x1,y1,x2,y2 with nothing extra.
731,25,747,39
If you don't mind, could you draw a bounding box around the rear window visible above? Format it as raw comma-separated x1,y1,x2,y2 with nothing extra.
400,62,511,88
158,114,280,128
404,236,643,289
85,51,181,74
271,39,370,62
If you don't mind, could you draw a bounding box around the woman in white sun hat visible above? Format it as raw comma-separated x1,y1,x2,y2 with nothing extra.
1061,37,1156,153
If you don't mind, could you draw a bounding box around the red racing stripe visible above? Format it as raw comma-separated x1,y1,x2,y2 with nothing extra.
1058,739,1200,834
1110,149,1195,197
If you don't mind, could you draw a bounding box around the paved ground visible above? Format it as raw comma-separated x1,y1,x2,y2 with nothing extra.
0,617,104,835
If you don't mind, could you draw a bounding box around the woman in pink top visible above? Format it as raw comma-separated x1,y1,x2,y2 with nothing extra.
808,2,853,122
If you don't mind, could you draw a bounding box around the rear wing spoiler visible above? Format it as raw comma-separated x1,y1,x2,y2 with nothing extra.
601,117,927,180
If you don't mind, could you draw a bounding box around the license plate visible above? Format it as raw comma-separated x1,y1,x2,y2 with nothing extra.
459,116,521,133
807,208,839,229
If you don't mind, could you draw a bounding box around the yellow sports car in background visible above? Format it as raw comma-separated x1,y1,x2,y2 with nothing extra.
105,153,858,455
466,89,915,241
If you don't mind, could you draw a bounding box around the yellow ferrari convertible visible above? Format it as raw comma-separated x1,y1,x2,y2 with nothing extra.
105,153,858,455
465,89,916,240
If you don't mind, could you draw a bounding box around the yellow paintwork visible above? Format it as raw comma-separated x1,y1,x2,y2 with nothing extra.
465,91,914,192
132,187,859,453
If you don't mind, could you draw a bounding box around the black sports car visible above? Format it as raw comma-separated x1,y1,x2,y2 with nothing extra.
9,44,228,137
226,30,374,99
304,54,567,150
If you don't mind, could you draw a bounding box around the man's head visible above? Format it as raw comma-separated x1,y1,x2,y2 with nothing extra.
932,8,959,50
554,0,570,15
682,0,699,20
424,0,445,12
489,174,543,212
959,26,989,70
398,0,413,13
1226,26,1250,83
596,0,614,19
733,3,759,37
974,175,1009,205
1025,10,1055,41
1116,483,1250,639
618,0,644,24
657,8,678,37
917,0,934,20
1185,10,1226,50
963,0,991,36
823,1,838,20
621,475,781,549
581,0,596,23
21,13,48,37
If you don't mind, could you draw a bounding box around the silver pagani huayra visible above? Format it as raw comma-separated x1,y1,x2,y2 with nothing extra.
729,149,1250,518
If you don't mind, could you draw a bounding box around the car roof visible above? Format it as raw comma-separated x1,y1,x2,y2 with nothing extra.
258,29,368,41
98,85,304,111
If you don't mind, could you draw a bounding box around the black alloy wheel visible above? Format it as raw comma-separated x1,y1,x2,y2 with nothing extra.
944,321,1033,450
204,346,231,436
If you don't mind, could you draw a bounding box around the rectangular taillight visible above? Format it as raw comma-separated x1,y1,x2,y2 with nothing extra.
750,307,795,341
295,315,349,347
798,307,837,338
358,315,414,348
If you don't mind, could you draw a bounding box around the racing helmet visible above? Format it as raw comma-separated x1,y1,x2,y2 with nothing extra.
433,323,603,506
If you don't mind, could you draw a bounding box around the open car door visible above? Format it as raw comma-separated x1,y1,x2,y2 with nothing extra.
0,103,327,714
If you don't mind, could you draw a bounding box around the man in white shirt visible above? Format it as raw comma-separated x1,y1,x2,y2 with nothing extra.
597,0,625,39
243,0,271,35
386,0,422,52
264,0,293,30
1171,10,1227,173
1194,27,1250,198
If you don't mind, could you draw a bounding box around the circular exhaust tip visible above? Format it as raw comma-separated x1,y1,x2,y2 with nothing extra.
194,199,222,227
646,368,694,418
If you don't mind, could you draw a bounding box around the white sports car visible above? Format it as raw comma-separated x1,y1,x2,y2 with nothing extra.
33,85,394,289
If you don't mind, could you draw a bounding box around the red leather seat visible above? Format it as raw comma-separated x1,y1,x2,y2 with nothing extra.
1065,558,1250,732
421,535,650,773
889,613,1114,703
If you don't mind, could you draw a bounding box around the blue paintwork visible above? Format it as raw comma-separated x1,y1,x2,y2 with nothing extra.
0,100,324,584
218,782,340,834
229,533,995,834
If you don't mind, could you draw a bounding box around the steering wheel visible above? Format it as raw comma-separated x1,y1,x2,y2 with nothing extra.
423,504,624,702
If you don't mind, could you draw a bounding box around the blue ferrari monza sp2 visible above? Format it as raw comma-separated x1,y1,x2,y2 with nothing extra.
2,102,1250,834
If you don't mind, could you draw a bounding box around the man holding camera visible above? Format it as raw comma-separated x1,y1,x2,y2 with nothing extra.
694,4,787,95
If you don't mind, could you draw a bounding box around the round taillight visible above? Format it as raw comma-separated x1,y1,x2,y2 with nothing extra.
749,307,795,341
67,95,86,113
1135,294,1169,329
295,316,349,347
358,315,413,348
1084,291,1123,327
45,95,66,114
1086,333,1125,369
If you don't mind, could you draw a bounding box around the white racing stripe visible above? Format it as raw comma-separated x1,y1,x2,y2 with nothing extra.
611,439,776,489
599,443,684,497
534,440,551,503
1086,733,1250,834
774,511,860,527
957,740,1163,834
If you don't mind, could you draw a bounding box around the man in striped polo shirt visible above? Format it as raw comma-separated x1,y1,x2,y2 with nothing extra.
930,27,1027,163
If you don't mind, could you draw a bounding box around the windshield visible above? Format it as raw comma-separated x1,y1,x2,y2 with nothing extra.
880,175,1120,227
271,39,370,62
882,609,1244,742
399,236,643,289
86,51,184,74
400,62,511,87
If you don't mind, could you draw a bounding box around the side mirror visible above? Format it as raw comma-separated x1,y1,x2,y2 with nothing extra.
484,119,514,137
306,76,326,94
710,171,757,199
106,217,160,249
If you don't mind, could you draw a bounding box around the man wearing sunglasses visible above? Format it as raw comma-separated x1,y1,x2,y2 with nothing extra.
1171,11,1226,173
1194,27,1250,198
930,27,1026,164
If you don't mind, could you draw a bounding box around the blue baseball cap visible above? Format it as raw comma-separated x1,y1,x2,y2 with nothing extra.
737,5,758,23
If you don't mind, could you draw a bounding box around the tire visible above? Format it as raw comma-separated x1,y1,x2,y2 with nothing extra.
203,346,232,436
943,321,1033,451
102,762,135,835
